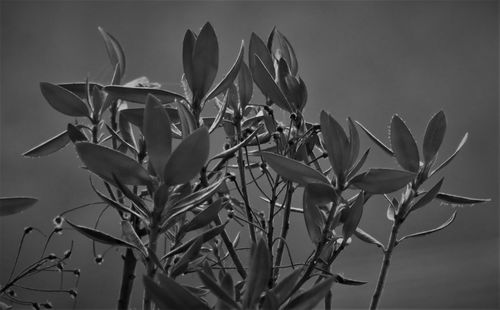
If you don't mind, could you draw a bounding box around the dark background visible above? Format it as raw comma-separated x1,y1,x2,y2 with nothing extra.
1,1,498,309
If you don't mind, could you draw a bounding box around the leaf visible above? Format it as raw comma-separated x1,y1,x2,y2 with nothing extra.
206,40,244,100
75,142,151,185
192,22,219,100
98,27,126,80
253,55,292,112
249,33,274,78
423,111,446,165
271,29,298,76
347,117,360,169
353,227,384,249
67,124,87,142
270,268,303,305
435,193,491,205
103,85,186,104
209,90,229,133
164,127,209,186
118,112,137,153
243,238,271,309
355,121,394,156
398,212,457,243
198,272,241,310
390,115,420,172
0,197,37,216
176,100,197,137
104,124,138,154
112,174,149,215
346,148,370,180
162,222,228,259
386,197,398,222
23,130,70,157
66,220,136,248
303,183,336,244
211,124,262,160
170,238,204,278
143,274,209,310
430,133,468,176
350,169,414,194
262,152,330,186
320,111,350,178
58,82,103,98
183,29,197,94
284,277,335,310
238,61,253,109
40,82,89,117
342,192,365,239
333,274,367,286
181,199,224,233
143,95,172,178
121,220,148,256
410,178,444,212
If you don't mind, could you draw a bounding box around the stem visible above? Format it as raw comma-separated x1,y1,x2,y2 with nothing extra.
325,289,332,310
369,220,401,310
273,183,293,281
117,248,137,310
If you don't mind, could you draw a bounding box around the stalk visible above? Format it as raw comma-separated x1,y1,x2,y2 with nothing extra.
273,183,293,280
117,248,137,310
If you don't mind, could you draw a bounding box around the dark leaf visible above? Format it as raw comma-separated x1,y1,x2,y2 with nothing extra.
67,124,87,142
66,220,136,248
271,29,298,76
436,192,490,205
143,95,173,178
209,91,229,133
121,220,148,256
262,152,330,186
410,178,444,213
170,238,204,278
356,121,394,156
183,29,197,94
238,61,253,109
164,127,209,186
430,133,468,176
320,111,350,177
249,33,274,78
118,112,137,152
181,199,224,233
23,130,70,157
270,268,303,305
0,197,37,216
104,124,138,154
176,100,197,137
192,22,219,100
40,82,89,117
243,238,271,309
98,27,126,80
423,111,446,165
58,82,103,99
284,277,335,310
346,149,370,180
350,169,414,194
398,212,457,243
333,274,367,286
342,192,365,239
303,183,336,244
211,125,262,160
262,292,279,310
198,272,241,310
347,117,360,169
104,86,186,104
390,115,420,172
75,142,151,185
206,40,244,100
253,55,292,112
353,227,384,249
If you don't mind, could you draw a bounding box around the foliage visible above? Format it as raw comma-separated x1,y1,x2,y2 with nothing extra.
1,22,490,310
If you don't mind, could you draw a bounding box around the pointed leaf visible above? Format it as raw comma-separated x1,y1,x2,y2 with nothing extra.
253,55,292,112
243,238,271,309
410,178,444,212
66,220,136,248
170,238,204,278
198,272,241,310
23,130,70,157
206,40,244,100
176,100,197,137
390,115,420,172
398,212,457,243
342,192,365,238
262,152,329,186
181,199,224,233
270,268,303,305
320,111,350,177
121,220,148,256
436,193,490,205
284,277,335,310
356,121,394,156
333,274,367,286
238,61,253,109
209,91,229,133
423,111,447,165
347,117,360,169
350,169,414,194
353,227,384,249
303,183,336,244
40,82,89,117
58,82,103,99
346,148,370,180
67,124,87,142
103,86,186,104
430,133,468,176
249,33,274,78
271,30,298,76
192,22,219,100
75,142,151,185
98,27,125,79
183,29,197,93
143,95,172,178
164,127,209,186
0,197,37,216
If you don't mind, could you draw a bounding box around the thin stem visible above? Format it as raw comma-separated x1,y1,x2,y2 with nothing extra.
325,289,332,310
117,249,137,310
273,183,294,282
369,220,401,310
